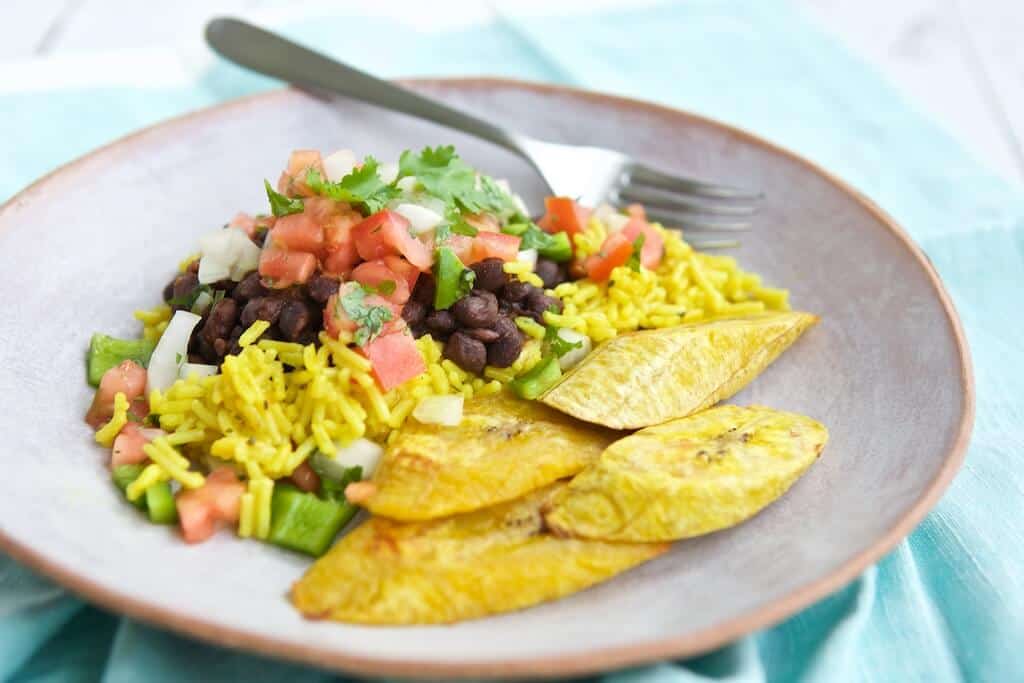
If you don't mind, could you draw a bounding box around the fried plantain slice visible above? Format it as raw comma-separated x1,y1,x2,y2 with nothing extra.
539,312,818,429
292,483,668,625
544,405,828,542
363,392,619,521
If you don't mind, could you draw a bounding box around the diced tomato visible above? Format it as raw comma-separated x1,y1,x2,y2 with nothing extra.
621,217,664,270
270,211,324,253
383,255,420,291
323,284,403,340
276,150,324,198
584,232,634,281
539,197,591,238
469,231,521,263
626,204,646,220
259,248,317,288
289,462,321,493
352,210,432,271
175,467,245,543
203,468,245,523
228,212,258,239
177,494,216,544
361,331,426,391
86,360,148,428
110,423,152,467
445,235,474,263
352,260,411,305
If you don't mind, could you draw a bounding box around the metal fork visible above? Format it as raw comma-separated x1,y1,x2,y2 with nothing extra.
205,18,759,247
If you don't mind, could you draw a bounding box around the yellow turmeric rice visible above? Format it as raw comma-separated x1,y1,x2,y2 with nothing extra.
131,218,786,527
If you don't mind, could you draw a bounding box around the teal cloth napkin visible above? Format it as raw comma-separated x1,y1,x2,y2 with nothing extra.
2,1,1022,680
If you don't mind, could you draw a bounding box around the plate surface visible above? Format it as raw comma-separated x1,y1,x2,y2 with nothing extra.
0,79,972,679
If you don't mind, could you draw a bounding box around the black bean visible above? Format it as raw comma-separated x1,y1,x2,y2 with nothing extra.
452,291,498,328
469,258,507,292
227,325,245,356
526,288,561,316
425,309,456,338
170,273,199,306
305,273,340,303
409,323,428,339
401,299,428,327
466,327,500,343
535,258,567,289
200,298,239,348
487,318,524,368
187,259,200,274
232,271,267,303
278,300,316,342
192,334,218,364
411,274,436,306
241,296,285,327
443,332,487,374
500,280,531,303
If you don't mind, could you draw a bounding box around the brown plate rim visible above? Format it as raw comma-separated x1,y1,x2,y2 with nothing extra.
0,77,975,679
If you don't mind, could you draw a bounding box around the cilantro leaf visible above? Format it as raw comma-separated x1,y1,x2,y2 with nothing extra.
167,283,209,309
306,157,399,215
627,233,646,272
338,286,394,346
359,280,397,297
308,456,363,504
397,146,515,217
264,180,304,217
544,325,584,358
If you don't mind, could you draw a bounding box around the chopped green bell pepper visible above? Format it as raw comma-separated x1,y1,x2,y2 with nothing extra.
509,355,562,400
433,246,475,310
87,333,156,386
267,485,357,557
112,464,148,510
145,482,178,524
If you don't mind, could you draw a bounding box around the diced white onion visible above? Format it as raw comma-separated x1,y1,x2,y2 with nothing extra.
229,231,261,280
412,395,464,427
198,227,261,284
395,203,443,234
197,254,230,284
190,291,213,315
396,176,418,193
180,363,218,379
605,213,631,233
516,249,538,270
329,437,384,477
147,311,202,393
323,149,357,183
556,328,592,371
377,162,399,185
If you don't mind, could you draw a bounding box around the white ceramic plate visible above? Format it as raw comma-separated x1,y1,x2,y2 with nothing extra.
0,80,972,679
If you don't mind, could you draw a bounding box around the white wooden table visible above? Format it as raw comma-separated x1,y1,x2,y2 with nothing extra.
3,0,1022,187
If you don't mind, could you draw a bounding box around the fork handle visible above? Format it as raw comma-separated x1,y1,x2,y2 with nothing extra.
205,18,528,158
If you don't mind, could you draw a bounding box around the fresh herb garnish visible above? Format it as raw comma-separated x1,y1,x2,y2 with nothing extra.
306,157,399,215
359,280,397,296
264,180,304,217
500,222,572,262
338,286,394,346
167,283,210,309
627,233,646,272
544,326,583,358
308,457,364,504
398,146,518,217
